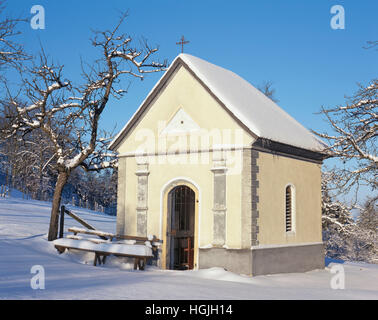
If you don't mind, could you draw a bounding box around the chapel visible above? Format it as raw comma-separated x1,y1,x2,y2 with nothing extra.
109,54,327,275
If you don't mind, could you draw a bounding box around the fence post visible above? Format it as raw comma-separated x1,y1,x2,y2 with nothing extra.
59,205,65,239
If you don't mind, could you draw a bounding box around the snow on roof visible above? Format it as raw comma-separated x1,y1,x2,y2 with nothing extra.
110,53,326,152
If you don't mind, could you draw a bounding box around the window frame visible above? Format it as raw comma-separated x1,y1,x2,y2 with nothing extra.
284,183,296,234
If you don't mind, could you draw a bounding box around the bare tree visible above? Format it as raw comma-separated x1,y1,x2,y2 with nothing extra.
364,40,378,50
0,0,28,73
1,13,166,240
357,196,378,231
322,172,378,263
257,80,279,103
321,172,356,260
0,129,56,198
313,80,377,197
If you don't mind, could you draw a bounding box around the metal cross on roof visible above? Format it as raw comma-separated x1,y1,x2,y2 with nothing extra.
176,35,190,53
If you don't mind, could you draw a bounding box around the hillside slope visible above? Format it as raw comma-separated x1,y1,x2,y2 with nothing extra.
0,196,377,300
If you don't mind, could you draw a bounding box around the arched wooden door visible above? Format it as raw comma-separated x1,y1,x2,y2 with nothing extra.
167,185,195,270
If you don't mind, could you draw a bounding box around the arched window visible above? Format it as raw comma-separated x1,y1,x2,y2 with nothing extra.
285,185,294,232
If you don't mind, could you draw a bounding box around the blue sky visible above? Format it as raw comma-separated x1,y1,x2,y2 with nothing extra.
4,0,378,203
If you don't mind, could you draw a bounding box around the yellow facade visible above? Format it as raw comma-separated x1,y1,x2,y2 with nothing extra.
256,152,323,245
114,62,323,270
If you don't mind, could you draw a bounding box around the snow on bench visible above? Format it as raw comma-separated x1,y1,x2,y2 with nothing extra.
66,235,111,244
56,226,162,269
66,234,84,240
54,238,153,256
53,238,153,269
68,227,116,239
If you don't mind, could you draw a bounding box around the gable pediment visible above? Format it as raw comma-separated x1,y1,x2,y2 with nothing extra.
160,108,200,136
109,57,254,152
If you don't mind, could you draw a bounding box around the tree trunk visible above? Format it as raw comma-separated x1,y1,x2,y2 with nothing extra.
47,171,69,241
38,171,43,201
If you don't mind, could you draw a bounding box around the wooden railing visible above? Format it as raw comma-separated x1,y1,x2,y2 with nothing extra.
59,205,108,240
58,205,162,243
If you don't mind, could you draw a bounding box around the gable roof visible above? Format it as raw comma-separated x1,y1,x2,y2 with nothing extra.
109,53,326,153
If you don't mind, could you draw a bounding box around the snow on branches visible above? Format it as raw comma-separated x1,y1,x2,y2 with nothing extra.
2,13,165,174
314,80,378,196
0,1,29,71
322,172,378,263
0,12,166,240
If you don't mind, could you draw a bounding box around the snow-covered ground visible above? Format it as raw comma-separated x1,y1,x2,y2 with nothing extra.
0,195,377,300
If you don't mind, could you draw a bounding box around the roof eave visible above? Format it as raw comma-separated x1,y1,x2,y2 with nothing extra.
252,137,330,163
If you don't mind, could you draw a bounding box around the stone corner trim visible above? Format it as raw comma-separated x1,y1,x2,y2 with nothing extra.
116,157,126,235
251,149,259,246
211,158,227,246
136,163,149,236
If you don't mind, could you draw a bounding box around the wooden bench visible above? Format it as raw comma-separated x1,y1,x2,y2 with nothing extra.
54,228,162,270
54,238,151,269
